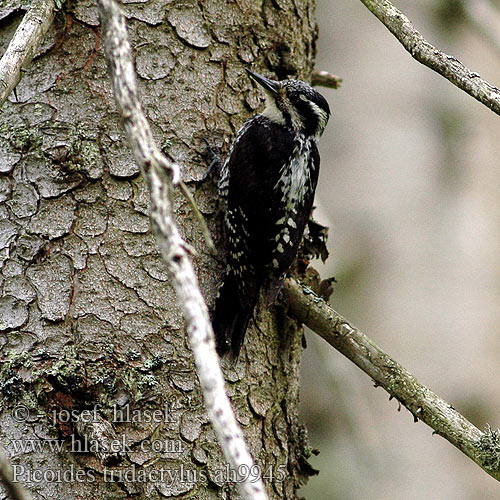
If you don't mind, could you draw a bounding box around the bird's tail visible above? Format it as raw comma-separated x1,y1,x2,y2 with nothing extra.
212,274,257,358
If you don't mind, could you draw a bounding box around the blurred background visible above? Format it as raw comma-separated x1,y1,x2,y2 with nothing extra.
299,0,500,498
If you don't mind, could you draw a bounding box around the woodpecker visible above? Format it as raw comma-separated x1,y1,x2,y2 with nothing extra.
212,68,330,357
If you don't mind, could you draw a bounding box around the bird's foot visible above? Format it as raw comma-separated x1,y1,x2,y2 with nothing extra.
201,137,223,181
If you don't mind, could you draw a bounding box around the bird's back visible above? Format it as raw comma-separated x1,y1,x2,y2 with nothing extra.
222,115,319,276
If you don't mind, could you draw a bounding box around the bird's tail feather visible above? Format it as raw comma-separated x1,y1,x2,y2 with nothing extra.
212,275,256,358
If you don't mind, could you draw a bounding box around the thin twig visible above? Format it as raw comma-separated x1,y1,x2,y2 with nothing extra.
283,278,500,482
98,1,269,499
178,180,215,253
359,0,500,115
311,70,342,89
0,446,32,500
0,0,56,107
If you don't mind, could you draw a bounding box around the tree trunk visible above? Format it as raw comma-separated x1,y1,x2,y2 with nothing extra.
0,1,319,498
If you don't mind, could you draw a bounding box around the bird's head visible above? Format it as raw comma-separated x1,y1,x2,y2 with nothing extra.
246,68,330,139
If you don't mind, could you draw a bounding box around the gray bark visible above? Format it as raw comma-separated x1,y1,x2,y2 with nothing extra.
0,1,319,499
99,1,269,497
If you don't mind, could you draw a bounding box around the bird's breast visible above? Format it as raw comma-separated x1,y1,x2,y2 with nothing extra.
274,137,313,209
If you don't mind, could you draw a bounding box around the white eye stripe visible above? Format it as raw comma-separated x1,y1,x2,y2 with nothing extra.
299,94,308,101
308,100,327,118
308,101,329,137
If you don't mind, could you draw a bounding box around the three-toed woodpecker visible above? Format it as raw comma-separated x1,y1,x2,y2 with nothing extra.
213,69,330,357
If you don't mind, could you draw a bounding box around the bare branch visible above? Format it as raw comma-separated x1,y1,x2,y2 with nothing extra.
359,0,500,116
97,1,269,499
0,0,56,107
283,278,500,482
0,446,32,500
312,70,342,89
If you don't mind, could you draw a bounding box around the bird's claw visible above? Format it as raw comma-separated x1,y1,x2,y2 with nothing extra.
201,137,223,181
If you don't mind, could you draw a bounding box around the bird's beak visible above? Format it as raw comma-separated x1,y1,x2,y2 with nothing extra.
246,69,279,95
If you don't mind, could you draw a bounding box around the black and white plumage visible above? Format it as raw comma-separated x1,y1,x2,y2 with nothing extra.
213,69,330,357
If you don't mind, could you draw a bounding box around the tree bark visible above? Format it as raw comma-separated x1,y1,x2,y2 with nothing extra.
0,1,319,499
